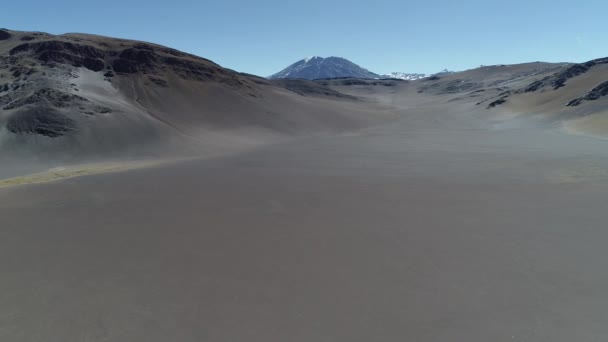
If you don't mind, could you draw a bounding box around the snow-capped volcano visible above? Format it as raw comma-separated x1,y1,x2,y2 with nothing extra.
269,56,379,80
270,57,453,81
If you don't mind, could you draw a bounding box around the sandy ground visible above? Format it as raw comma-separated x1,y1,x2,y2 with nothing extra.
0,160,168,189
3,98,608,341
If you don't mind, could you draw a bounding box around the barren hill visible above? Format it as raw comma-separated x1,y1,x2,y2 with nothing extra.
0,29,387,162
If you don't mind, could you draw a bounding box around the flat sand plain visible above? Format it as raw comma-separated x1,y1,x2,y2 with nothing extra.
3,100,608,341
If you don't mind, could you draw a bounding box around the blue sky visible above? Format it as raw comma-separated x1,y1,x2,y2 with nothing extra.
2,0,607,76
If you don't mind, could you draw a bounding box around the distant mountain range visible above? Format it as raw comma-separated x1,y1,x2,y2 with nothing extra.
270,56,453,80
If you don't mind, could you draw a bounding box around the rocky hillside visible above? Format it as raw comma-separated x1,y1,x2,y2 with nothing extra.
0,29,253,138
0,29,383,159
481,57,608,111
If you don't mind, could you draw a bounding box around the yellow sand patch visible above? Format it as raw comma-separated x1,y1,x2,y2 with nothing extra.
0,160,162,189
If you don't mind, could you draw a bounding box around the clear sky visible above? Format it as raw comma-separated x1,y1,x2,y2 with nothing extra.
2,0,607,76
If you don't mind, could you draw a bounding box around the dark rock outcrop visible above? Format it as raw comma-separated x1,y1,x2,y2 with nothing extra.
112,58,138,74
6,107,76,138
79,57,105,72
3,88,89,110
112,47,235,83
581,80,608,101
148,76,168,87
566,80,608,106
132,43,188,58
10,41,106,72
552,64,591,90
165,57,215,79
487,97,507,108
523,80,545,93
566,98,583,107
0,30,11,40
521,57,608,92
112,47,159,74
6,35,246,88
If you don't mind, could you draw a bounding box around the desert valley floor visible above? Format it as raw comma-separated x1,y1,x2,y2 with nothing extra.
3,96,608,341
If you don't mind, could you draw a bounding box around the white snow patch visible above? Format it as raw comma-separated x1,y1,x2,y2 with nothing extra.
382,72,428,81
